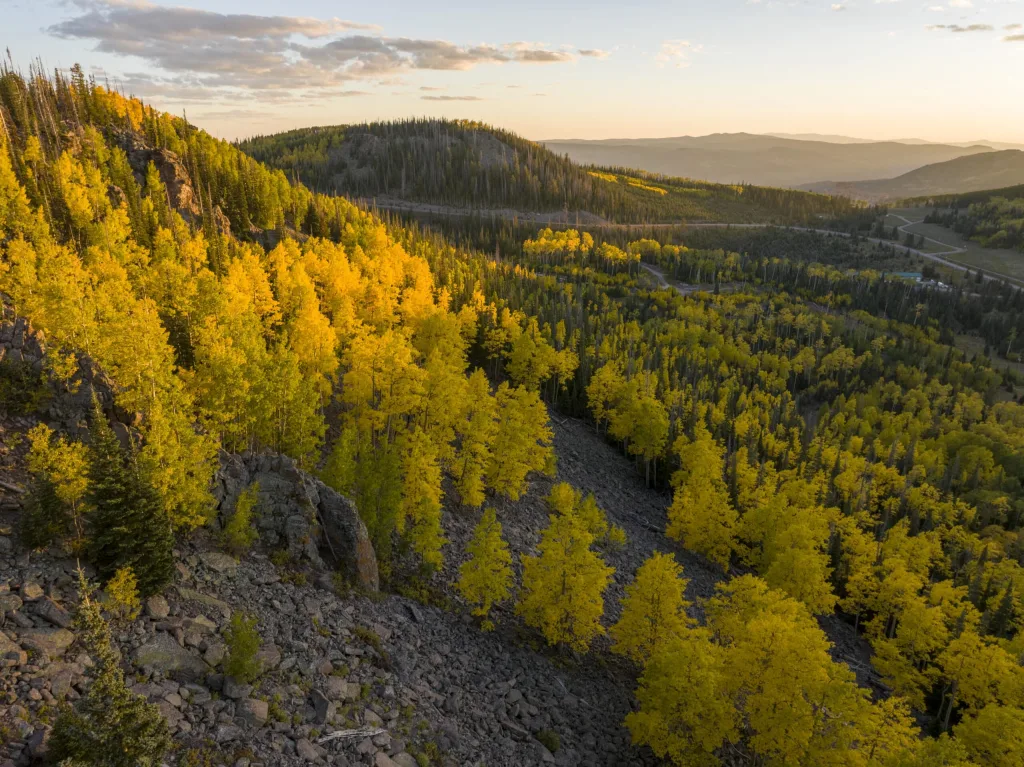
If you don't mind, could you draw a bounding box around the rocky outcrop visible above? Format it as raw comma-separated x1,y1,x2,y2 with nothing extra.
213,451,379,592
0,307,132,442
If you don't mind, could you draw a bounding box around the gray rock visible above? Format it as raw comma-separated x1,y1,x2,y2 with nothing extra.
200,552,238,574
309,689,334,725
391,755,419,767
0,594,23,615
223,676,252,700
213,452,379,591
35,598,72,628
295,738,323,761
374,754,398,767
18,628,75,660
215,724,243,743
203,642,226,667
145,595,170,619
175,587,231,621
237,697,268,727
133,633,210,681
255,643,281,670
20,582,44,601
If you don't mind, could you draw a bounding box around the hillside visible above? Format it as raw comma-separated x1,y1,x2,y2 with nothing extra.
238,120,856,224
803,150,1024,202
2,63,1024,767
539,133,992,187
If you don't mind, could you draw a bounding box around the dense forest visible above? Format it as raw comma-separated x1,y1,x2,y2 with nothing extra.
2,63,1024,767
238,119,860,225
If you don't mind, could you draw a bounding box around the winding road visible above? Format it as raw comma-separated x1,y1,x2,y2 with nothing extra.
365,198,1020,288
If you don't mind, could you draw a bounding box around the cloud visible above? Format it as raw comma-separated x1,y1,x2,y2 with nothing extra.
1006,24,1023,31
947,0,972,7
578,48,610,58
1006,33,1024,41
420,95,484,101
831,4,846,11
48,0,582,100
656,39,701,68
419,86,446,91
926,23,994,32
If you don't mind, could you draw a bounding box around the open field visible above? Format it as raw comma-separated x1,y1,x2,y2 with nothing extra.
887,207,1024,284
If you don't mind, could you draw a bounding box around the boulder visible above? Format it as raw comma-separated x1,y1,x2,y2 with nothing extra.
18,628,75,660
35,597,72,628
145,595,170,619
310,688,334,725
237,697,268,727
133,633,210,681
199,552,238,574
175,587,231,621
213,452,378,591
295,738,323,761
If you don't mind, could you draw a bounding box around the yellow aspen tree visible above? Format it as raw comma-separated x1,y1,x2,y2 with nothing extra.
453,369,497,508
25,423,89,542
486,383,554,501
517,511,614,652
666,426,737,570
457,507,512,630
954,705,1024,767
625,628,738,766
610,552,693,665
399,427,446,571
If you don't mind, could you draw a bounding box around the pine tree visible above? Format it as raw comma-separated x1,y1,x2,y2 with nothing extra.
50,570,171,767
85,400,174,596
517,511,613,652
610,552,693,665
457,508,513,630
20,474,68,549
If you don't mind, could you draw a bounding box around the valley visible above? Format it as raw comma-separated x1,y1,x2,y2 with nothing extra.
0,58,1023,767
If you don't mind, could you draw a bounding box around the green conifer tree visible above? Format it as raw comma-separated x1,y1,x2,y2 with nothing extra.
50,570,171,767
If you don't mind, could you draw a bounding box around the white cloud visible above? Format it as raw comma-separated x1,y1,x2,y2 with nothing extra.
656,40,702,68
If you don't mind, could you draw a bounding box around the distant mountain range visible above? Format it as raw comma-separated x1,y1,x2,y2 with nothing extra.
800,150,1024,202
540,133,996,188
766,133,1024,151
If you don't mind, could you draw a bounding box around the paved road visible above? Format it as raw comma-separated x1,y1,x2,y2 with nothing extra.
367,199,1019,288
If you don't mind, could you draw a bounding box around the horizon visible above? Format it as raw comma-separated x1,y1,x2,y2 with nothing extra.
5,0,1024,144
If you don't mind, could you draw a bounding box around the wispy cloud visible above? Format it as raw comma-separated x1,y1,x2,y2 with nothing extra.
47,0,585,101
578,48,610,58
421,95,484,101
656,39,702,68
831,4,847,11
926,23,994,32
1006,33,1024,42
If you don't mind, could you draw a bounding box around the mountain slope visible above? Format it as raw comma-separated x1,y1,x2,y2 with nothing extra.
238,120,856,224
802,150,1024,202
539,133,992,187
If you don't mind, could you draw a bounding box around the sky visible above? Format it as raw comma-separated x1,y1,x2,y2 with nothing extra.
3,0,1024,144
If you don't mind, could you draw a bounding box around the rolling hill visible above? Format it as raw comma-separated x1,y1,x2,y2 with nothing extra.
539,133,992,187
237,120,857,224
801,150,1024,202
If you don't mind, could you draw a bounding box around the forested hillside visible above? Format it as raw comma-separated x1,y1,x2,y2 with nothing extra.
925,196,1024,254
2,64,1024,767
238,119,856,224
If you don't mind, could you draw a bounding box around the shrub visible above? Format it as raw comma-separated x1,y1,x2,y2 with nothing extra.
0,358,50,415
536,729,561,753
105,566,141,621
224,613,262,683
222,482,259,556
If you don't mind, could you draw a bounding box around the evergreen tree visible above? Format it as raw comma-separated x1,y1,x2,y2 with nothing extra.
50,570,171,767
